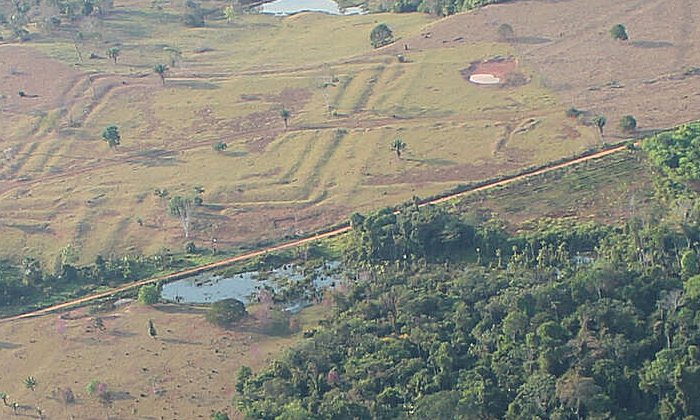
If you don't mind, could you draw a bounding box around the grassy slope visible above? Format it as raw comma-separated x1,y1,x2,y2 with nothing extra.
0,5,598,265
0,301,330,419
454,148,658,228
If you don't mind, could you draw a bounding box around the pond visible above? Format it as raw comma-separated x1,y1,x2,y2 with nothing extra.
160,261,343,310
259,0,365,16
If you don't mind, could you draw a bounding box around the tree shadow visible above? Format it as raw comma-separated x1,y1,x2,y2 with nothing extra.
630,40,673,49
110,390,134,401
108,330,137,338
404,157,456,166
167,80,220,90
153,304,208,315
130,149,182,167
511,36,551,45
0,341,21,349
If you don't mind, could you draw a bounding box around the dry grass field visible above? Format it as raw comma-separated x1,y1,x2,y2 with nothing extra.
453,148,659,229
0,301,329,419
1,0,696,267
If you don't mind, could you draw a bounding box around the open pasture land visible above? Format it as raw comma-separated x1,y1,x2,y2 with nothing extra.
0,301,328,419
392,0,700,138
4,0,693,264
454,148,659,228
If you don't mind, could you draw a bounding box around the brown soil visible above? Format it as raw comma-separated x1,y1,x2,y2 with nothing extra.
0,301,324,419
0,45,82,113
461,56,518,79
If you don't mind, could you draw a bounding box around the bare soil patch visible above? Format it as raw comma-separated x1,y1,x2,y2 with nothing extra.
463,56,517,79
0,45,82,113
461,56,528,87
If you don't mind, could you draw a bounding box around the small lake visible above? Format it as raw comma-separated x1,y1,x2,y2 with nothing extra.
259,0,365,16
160,261,342,308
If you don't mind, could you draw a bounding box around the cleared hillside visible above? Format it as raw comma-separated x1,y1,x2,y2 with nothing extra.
2,0,697,265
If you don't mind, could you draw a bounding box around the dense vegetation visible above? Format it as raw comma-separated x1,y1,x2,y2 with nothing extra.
644,122,700,190
0,250,199,314
380,0,511,16
236,194,700,418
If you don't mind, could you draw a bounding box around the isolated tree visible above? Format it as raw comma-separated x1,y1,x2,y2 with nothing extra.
168,195,194,237
148,319,157,338
24,376,38,391
206,298,247,327
223,4,235,23
106,46,120,64
86,379,109,402
391,138,407,159
22,256,43,286
620,115,637,133
213,141,228,152
101,125,121,149
280,108,291,129
370,23,394,48
592,115,607,136
610,24,629,41
93,317,105,333
164,47,182,67
497,23,514,41
154,63,168,85
138,284,159,305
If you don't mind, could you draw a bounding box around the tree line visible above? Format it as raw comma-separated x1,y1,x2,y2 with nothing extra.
234,146,700,418
236,204,700,419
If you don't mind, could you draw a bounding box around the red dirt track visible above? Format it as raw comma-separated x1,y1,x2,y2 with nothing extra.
0,143,628,323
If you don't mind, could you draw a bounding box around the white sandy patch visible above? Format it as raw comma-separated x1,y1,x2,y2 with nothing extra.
469,74,500,84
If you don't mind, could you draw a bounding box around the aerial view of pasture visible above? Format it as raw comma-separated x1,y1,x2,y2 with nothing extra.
1,0,700,418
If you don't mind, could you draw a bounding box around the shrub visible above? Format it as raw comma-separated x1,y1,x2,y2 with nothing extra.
497,23,514,40
261,308,293,336
370,24,394,48
138,284,159,305
206,298,247,327
566,107,583,118
86,379,109,401
185,241,197,253
620,115,637,132
610,24,628,41
60,387,75,404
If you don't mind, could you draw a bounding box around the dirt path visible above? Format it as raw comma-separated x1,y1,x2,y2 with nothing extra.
0,142,628,323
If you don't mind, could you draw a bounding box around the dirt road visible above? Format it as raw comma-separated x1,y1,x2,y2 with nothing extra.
0,143,628,323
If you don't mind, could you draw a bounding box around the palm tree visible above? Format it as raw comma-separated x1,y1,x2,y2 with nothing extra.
391,138,407,159
164,47,182,67
153,63,168,85
223,4,235,23
101,125,121,149
592,115,607,136
106,46,120,64
148,319,157,339
24,376,38,391
280,108,290,129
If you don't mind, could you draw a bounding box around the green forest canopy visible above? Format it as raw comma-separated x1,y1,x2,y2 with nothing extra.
236,202,700,419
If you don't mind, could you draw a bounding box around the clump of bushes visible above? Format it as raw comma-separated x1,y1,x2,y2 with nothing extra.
620,115,637,133
137,284,159,305
206,298,247,327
